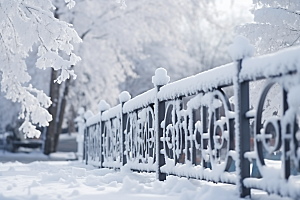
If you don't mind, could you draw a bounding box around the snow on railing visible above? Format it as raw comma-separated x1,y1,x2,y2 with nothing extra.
77,37,300,199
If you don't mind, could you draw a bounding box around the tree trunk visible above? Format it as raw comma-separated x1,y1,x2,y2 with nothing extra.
53,77,70,152
68,105,77,134
44,69,60,155
44,7,63,155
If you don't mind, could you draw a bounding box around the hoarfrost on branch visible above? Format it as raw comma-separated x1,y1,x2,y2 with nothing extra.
0,0,81,138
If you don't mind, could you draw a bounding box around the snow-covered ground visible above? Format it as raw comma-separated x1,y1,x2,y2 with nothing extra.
0,160,294,200
0,150,77,163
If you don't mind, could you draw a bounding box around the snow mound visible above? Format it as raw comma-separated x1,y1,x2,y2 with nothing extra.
228,35,255,61
121,176,144,192
6,185,12,190
84,175,99,186
72,167,86,177
152,68,170,86
84,110,94,120
78,107,85,115
98,100,111,111
30,180,41,187
69,189,80,196
119,91,131,103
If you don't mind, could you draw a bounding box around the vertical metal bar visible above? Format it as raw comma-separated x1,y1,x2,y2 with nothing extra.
99,111,104,168
97,122,101,168
83,126,86,162
134,110,138,160
174,100,180,165
101,120,106,167
202,106,208,168
85,127,88,165
156,85,166,181
121,102,127,166
237,59,251,198
149,105,154,158
282,89,290,179
191,110,197,165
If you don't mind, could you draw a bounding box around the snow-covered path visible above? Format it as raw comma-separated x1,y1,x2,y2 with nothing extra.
0,161,294,200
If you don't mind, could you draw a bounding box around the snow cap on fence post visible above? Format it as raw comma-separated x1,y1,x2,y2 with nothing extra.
119,91,131,103
83,110,94,120
228,35,255,62
152,68,170,87
78,107,85,116
98,100,111,112
75,107,85,124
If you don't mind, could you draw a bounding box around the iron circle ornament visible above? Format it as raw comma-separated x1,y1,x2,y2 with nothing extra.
143,107,156,164
193,120,202,150
162,100,185,162
261,117,281,154
208,89,234,171
132,107,156,164
162,102,176,160
254,80,283,168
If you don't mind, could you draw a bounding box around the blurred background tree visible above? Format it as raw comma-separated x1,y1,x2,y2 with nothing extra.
0,0,253,153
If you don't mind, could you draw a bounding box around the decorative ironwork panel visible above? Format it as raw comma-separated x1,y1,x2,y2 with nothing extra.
124,106,156,171
243,77,300,198
102,117,122,168
86,123,101,166
160,90,236,183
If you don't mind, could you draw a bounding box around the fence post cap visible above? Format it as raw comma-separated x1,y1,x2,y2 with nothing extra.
228,35,255,61
152,68,170,86
75,107,85,123
84,110,94,120
78,107,85,115
119,91,131,103
98,100,111,112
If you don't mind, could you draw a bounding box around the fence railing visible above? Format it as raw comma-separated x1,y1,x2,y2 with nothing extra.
77,39,300,199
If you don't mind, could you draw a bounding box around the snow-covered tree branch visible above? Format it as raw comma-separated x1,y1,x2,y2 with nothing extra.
236,0,300,120
237,0,300,55
0,0,81,138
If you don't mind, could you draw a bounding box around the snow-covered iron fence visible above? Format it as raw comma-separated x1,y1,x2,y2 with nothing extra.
78,40,300,199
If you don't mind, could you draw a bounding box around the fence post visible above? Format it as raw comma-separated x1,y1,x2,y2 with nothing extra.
83,110,94,165
119,92,131,166
236,59,251,198
228,36,254,198
152,68,170,181
98,100,110,168
75,107,85,161
282,90,291,179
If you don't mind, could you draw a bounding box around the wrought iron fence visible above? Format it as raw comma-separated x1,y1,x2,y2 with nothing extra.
78,43,300,199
